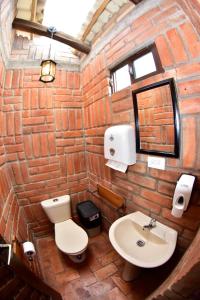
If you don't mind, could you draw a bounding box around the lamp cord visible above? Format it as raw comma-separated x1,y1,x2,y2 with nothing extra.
47,27,57,60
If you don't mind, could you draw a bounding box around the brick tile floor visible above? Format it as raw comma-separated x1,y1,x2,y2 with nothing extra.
36,231,178,300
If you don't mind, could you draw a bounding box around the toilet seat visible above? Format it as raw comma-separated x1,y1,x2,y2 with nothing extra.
55,219,88,255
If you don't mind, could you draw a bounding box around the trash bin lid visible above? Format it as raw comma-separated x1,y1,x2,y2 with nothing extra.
77,200,100,218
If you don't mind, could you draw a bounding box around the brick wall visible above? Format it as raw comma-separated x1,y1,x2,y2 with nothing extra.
10,36,80,68
0,53,27,245
1,46,38,259
0,0,15,61
2,68,88,239
0,0,87,272
82,0,200,251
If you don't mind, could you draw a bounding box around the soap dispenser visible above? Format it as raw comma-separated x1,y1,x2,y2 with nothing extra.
171,174,195,218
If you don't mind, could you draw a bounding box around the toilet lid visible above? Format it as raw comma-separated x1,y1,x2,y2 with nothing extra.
55,219,88,255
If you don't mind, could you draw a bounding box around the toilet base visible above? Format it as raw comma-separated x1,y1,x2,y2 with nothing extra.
68,251,86,263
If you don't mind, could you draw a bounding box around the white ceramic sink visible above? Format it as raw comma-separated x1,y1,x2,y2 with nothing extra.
109,211,177,268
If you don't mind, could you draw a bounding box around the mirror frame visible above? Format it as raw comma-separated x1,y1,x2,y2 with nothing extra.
132,78,180,158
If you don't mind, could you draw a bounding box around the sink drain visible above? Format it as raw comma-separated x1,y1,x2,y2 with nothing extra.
136,240,145,247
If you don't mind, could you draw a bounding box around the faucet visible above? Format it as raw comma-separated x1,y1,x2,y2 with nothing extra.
143,218,156,230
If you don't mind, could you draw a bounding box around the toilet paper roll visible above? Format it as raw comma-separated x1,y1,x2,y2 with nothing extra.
106,160,128,173
171,206,183,218
22,241,36,257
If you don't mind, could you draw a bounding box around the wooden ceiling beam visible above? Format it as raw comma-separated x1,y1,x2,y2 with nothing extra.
30,0,38,39
12,17,91,54
82,0,111,41
31,0,38,21
129,0,143,4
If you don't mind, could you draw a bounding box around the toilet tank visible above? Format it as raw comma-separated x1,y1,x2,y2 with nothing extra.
41,195,71,224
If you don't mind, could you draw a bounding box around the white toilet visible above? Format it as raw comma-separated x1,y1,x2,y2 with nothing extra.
41,195,88,263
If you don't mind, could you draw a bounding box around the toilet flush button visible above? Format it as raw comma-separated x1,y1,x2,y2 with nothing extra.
53,198,59,202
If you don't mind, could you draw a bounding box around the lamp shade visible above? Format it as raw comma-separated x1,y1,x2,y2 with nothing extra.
39,59,56,83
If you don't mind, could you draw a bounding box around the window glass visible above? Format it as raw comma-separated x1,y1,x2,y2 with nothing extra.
113,64,131,92
110,44,163,94
133,52,156,79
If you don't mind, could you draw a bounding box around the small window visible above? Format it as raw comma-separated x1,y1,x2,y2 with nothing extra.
112,65,131,92
133,52,156,79
110,44,164,93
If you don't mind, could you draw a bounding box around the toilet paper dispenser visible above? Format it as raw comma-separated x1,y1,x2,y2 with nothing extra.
171,174,195,218
104,125,136,173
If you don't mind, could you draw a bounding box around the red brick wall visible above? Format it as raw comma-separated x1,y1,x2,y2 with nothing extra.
82,0,200,250
11,36,80,66
1,68,88,240
0,53,26,244
0,0,15,60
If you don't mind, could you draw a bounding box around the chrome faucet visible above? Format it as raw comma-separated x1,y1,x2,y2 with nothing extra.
143,218,156,230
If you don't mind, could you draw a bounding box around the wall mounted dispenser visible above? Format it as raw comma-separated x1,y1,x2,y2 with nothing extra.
171,174,195,218
22,241,36,261
104,125,136,173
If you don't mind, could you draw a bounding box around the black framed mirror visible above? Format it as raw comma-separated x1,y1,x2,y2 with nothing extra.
132,78,180,158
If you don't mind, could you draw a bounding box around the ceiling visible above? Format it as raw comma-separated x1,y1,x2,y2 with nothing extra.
16,0,132,42
17,0,46,23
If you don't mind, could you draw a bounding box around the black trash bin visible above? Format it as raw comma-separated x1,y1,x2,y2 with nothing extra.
76,200,101,237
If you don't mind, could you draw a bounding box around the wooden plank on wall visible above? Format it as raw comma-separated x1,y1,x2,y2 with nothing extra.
97,184,124,208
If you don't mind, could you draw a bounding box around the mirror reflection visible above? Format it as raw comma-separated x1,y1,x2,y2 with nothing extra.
132,78,180,158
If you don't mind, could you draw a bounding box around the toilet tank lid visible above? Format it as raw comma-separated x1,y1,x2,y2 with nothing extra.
41,195,70,208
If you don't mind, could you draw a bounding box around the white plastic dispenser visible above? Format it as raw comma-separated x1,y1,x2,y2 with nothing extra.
171,174,195,218
104,125,136,173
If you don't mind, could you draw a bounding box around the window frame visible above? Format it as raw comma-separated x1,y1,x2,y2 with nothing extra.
110,44,164,94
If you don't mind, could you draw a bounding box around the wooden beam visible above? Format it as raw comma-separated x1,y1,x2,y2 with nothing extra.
31,0,37,21
30,0,38,39
12,18,91,54
129,0,143,4
82,0,111,41
97,184,125,209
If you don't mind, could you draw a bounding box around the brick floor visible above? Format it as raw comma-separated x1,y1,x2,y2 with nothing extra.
36,231,178,300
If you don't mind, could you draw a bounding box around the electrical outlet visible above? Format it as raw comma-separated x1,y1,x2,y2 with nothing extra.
148,156,165,170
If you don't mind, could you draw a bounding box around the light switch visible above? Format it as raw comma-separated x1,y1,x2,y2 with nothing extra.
148,156,165,170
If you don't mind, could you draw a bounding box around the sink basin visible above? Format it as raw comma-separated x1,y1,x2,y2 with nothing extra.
109,211,178,269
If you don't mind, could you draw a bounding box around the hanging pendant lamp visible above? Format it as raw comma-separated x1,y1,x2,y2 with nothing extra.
39,27,57,83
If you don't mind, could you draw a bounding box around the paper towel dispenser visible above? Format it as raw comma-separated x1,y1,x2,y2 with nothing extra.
171,174,195,218
104,125,136,172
